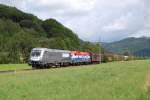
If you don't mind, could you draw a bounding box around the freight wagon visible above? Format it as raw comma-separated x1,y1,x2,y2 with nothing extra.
90,53,101,64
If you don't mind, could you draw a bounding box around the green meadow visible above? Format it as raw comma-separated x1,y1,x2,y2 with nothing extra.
0,60,150,100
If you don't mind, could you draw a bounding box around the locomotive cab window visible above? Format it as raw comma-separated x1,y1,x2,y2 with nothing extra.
31,50,41,57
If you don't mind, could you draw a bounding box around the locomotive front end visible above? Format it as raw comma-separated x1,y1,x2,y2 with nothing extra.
29,48,45,67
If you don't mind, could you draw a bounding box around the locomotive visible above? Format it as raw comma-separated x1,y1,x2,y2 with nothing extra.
29,48,128,69
29,48,100,68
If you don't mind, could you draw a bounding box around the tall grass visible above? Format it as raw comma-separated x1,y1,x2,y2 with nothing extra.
0,60,150,100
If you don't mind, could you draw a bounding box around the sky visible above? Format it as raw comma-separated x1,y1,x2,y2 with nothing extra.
0,0,150,42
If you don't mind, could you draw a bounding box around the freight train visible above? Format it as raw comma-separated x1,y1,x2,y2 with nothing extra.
28,48,128,69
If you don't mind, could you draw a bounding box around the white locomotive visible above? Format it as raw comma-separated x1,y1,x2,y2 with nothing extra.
29,48,71,68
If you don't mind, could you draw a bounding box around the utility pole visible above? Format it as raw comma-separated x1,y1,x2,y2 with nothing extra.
99,35,101,64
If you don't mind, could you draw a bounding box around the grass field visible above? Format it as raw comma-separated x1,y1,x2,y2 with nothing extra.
0,60,150,100
0,64,31,71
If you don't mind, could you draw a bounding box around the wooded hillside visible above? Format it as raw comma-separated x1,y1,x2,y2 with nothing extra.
102,37,150,57
0,4,100,63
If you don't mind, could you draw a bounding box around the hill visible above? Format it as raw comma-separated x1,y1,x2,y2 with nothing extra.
0,4,100,63
0,60,150,99
102,37,150,57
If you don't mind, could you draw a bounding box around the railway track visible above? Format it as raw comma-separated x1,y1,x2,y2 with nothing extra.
0,69,34,74
0,67,73,74
0,63,100,74
0,66,76,74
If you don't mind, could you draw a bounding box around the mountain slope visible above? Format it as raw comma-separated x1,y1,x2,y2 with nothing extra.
0,4,100,63
102,37,150,56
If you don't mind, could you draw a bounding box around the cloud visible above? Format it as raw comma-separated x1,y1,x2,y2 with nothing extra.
102,15,129,32
0,0,149,42
129,10,150,38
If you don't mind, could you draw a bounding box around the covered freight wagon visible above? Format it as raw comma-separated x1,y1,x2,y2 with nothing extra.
90,53,101,64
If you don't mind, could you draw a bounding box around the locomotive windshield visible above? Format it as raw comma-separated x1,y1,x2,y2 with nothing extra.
31,50,41,57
